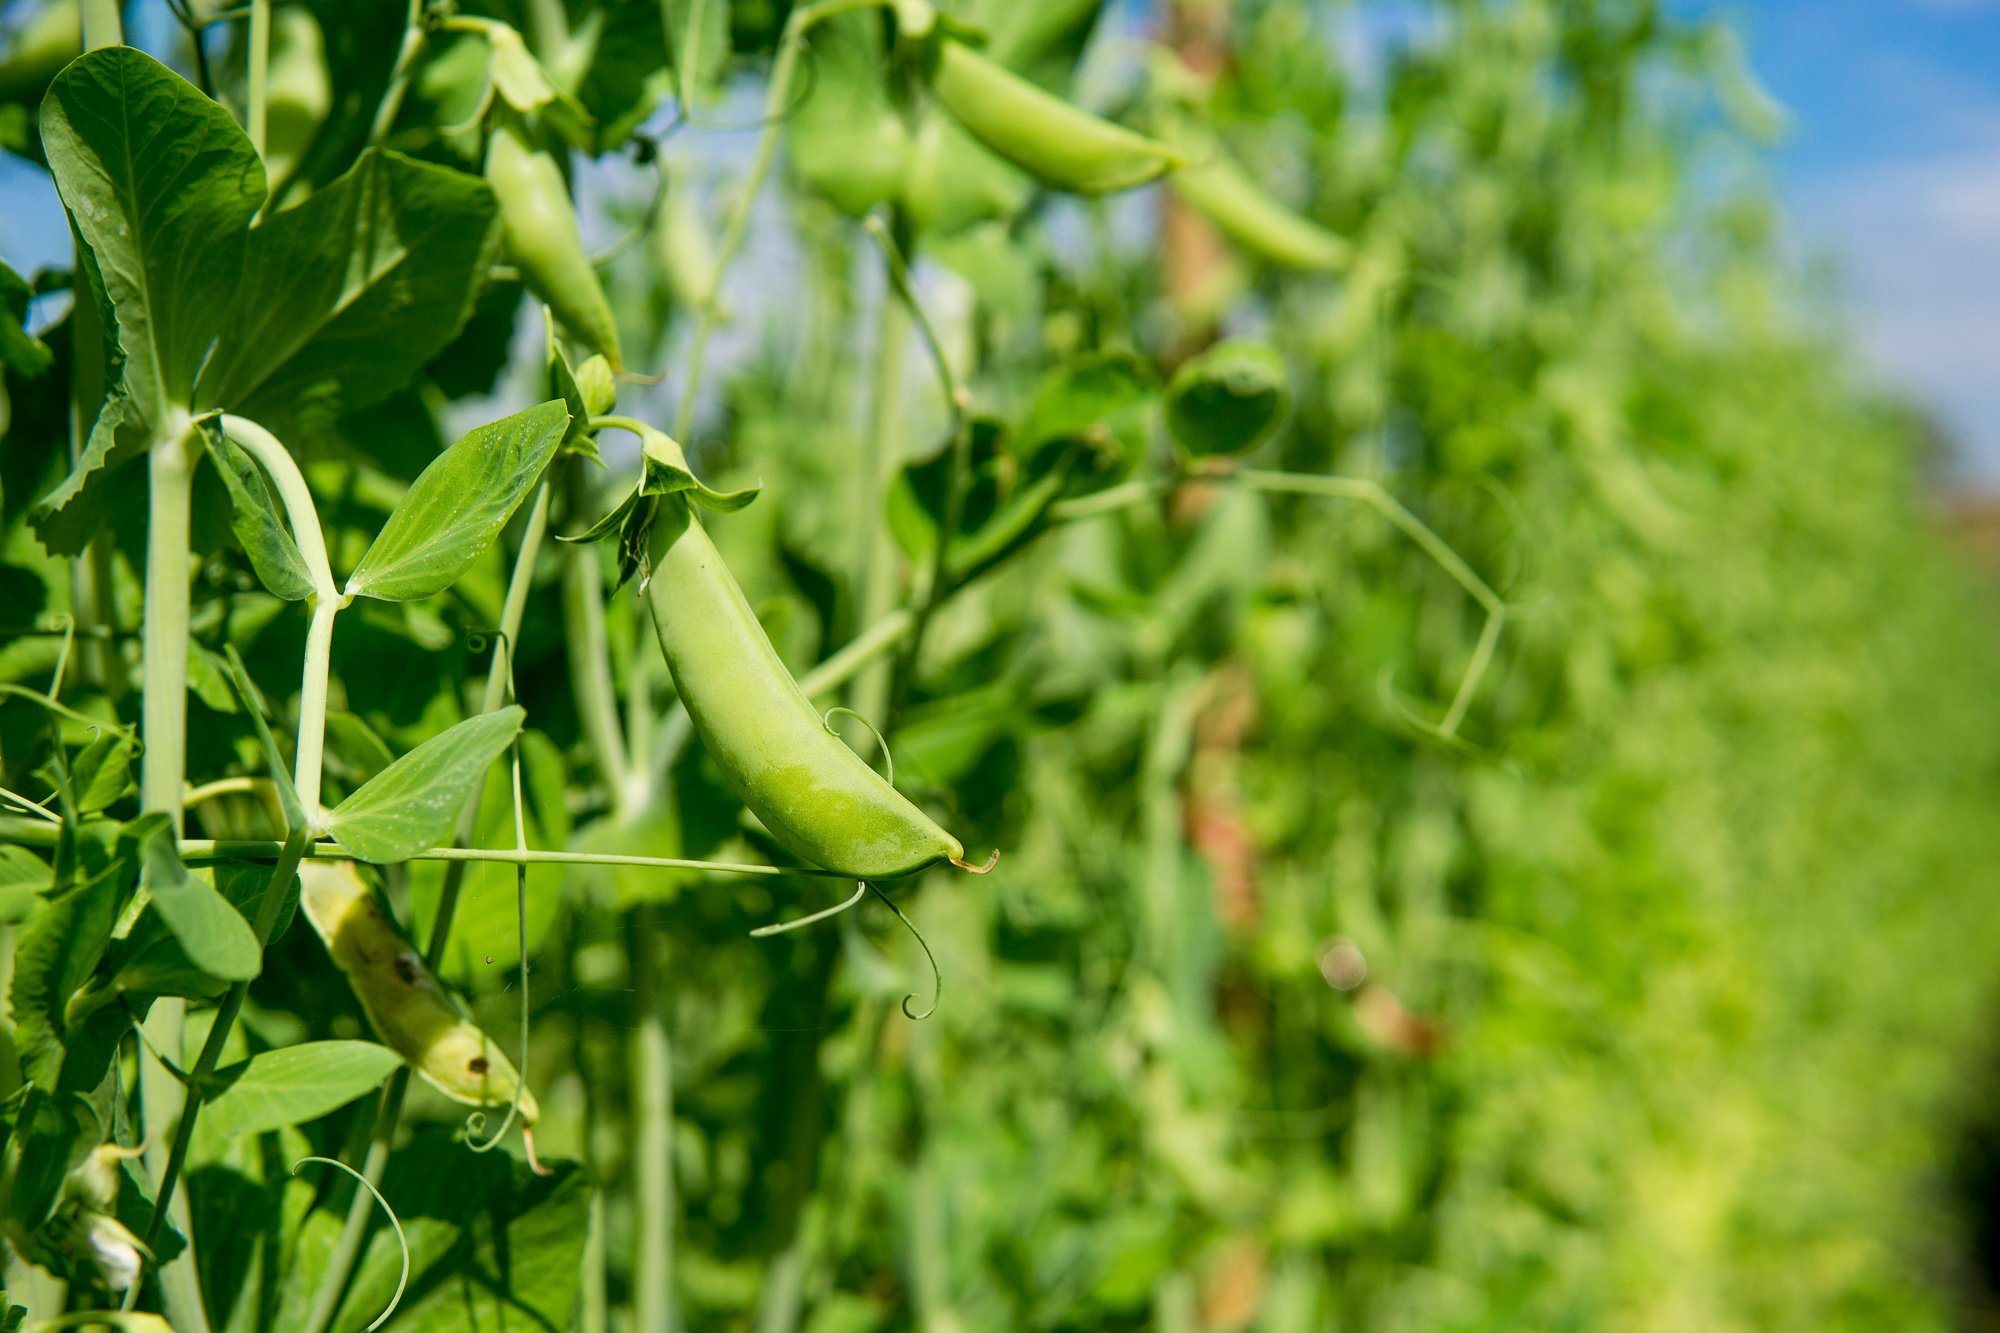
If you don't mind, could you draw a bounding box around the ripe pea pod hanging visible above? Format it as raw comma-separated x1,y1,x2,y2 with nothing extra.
925,36,1182,195
622,432,967,880
1166,126,1349,273
297,862,544,1150
486,113,623,370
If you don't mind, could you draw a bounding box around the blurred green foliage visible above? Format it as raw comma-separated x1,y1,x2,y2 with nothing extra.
3,0,2000,1329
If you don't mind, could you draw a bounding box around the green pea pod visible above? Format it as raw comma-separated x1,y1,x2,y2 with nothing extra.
486,115,622,370
644,499,964,879
928,38,1181,196
1167,132,1348,272
298,861,540,1125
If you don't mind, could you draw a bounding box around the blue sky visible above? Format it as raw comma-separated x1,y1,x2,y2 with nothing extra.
3,1,1997,475
1703,0,2000,477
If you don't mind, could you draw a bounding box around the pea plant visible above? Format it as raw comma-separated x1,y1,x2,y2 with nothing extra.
5,0,1999,1330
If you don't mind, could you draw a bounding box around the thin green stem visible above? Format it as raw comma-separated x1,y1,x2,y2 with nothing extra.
141,419,199,826
221,415,342,820
631,910,678,1332
1237,468,1505,737
367,0,427,147
294,601,338,822
143,829,310,1252
862,214,973,710
671,0,892,441
796,608,912,701
563,525,632,804
137,416,210,1332
246,0,270,156
80,0,121,48
301,481,551,1333
848,213,913,740
173,840,847,878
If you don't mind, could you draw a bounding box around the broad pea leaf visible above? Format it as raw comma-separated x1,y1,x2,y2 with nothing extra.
203,1040,402,1137
138,818,263,982
196,149,501,438
344,401,568,601
330,1132,587,1333
326,706,525,862
39,46,264,424
1163,339,1291,457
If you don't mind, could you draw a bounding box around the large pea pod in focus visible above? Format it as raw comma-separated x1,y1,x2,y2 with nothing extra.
298,861,541,1128
927,38,1180,196
486,115,622,370
644,499,963,879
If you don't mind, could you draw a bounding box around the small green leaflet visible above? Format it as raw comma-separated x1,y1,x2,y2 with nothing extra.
0,258,53,380
211,428,315,601
139,820,263,982
345,401,568,602
327,707,525,862
204,1040,404,1137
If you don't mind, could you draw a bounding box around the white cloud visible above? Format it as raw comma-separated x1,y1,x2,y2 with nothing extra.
1794,148,2000,475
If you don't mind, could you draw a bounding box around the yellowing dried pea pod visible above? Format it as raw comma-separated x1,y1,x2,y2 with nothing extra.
486,114,623,370
298,862,544,1150
927,38,1181,196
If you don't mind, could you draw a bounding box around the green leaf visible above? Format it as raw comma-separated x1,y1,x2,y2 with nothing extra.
544,318,600,457
637,422,759,513
195,149,501,438
69,731,135,813
0,844,49,925
223,645,307,834
345,402,568,602
210,430,315,601
329,1132,586,1333
0,258,53,380
39,45,264,422
29,380,147,556
1163,339,1291,457
139,819,263,982
326,706,526,862
203,1040,403,1137
11,860,119,1091
1021,349,1157,490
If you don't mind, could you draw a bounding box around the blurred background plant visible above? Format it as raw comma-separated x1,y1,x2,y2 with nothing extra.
4,1,2000,1330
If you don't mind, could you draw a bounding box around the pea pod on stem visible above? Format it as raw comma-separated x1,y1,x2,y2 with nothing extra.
625,431,971,881
297,861,547,1168
925,35,1183,195
486,113,623,370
